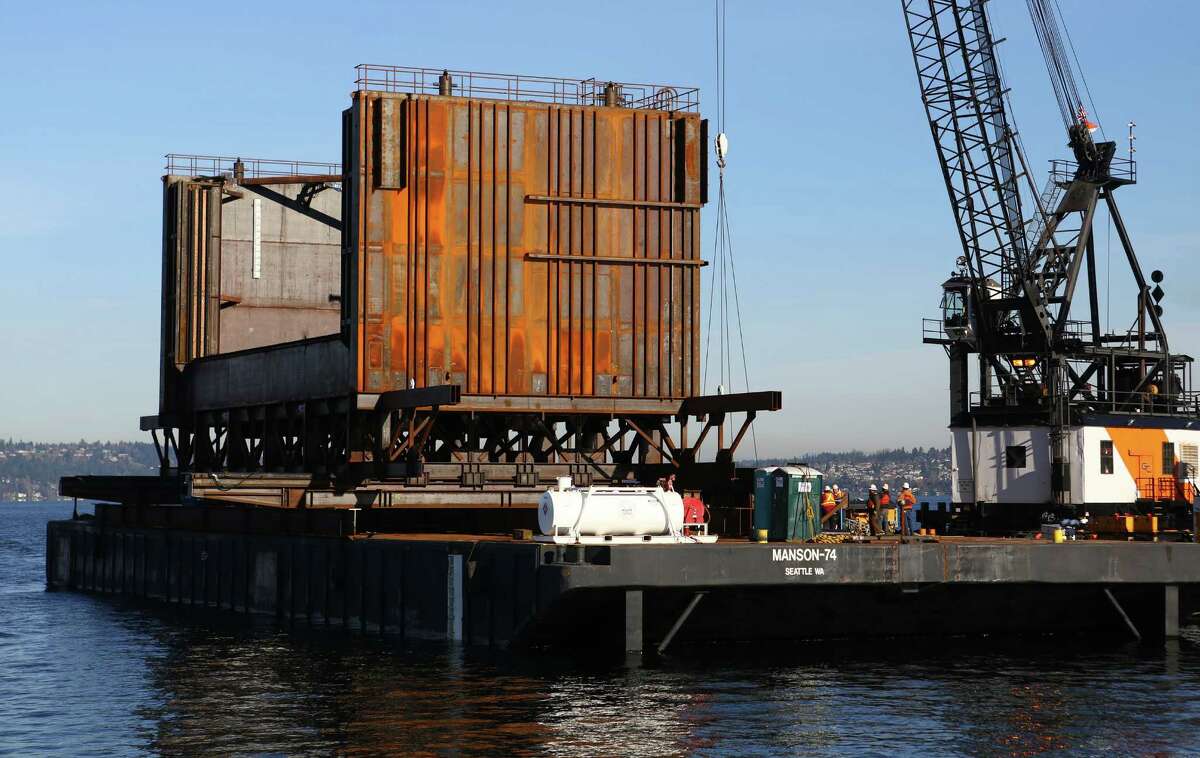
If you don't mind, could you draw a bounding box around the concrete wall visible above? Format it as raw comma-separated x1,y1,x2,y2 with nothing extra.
217,182,341,353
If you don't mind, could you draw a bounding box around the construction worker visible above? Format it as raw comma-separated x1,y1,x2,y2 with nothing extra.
832,484,849,530
899,482,918,537
820,485,837,526
865,484,882,536
879,483,894,534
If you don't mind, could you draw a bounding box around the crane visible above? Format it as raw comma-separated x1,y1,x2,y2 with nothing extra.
903,0,1198,533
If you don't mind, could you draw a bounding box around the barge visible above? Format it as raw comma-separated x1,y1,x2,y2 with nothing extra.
47,505,1200,651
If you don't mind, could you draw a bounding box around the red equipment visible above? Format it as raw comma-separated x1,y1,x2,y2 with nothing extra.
683,496,708,526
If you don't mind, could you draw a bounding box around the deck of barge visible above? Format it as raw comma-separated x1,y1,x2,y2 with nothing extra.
46,514,1200,652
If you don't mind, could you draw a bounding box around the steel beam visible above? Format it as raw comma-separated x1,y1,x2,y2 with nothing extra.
240,183,341,231
59,475,182,504
679,391,782,416
656,591,707,655
374,385,461,412
1104,588,1142,641
1105,192,1169,353
1165,584,1180,639
625,589,644,653
237,174,342,186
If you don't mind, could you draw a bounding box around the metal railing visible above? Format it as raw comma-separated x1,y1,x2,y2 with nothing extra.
354,65,700,112
969,387,1200,418
1049,157,1137,185
1072,388,1200,417
1060,320,1093,341
1137,476,1181,502
923,316,1126,348
165,154,341,179
922,317,951,343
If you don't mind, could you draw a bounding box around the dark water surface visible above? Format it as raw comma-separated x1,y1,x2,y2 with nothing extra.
4,502,1200,756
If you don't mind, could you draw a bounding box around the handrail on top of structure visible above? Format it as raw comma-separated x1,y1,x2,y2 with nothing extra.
354,64,700,112
1050,157,1137,185
967,388,1200,419
164,154,342,179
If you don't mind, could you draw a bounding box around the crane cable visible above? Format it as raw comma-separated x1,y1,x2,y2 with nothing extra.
1027,0,1081,129
701,0,758,464
1052,0,1105,140
1027,0,1104,138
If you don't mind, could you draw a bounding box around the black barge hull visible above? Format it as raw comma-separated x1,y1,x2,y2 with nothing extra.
46,518,1200,651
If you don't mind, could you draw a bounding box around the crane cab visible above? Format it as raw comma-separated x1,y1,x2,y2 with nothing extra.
941,276,974,341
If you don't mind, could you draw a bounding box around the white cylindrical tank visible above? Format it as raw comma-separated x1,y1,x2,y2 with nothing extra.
538,481,685,538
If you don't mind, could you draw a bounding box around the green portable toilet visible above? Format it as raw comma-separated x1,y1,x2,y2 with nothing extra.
753,467,779,534
754,465,823,541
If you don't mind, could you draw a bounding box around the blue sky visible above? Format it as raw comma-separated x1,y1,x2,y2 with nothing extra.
1,1,1197,454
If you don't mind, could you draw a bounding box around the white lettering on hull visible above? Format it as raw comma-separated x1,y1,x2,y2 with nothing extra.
770,547,837,577
771,547,837,562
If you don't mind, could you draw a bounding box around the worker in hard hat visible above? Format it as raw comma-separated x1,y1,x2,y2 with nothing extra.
879,483,894,534
820,485,837,526
878,484,897,532
899,482,918,537
832,484,849,530
865,484,882,537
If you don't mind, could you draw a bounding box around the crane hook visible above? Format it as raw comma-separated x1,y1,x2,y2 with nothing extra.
715,132,728,170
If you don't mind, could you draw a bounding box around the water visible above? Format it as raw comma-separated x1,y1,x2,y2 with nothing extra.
4,501,1200,756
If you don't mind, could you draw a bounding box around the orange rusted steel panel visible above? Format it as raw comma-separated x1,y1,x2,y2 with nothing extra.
345,89,706,403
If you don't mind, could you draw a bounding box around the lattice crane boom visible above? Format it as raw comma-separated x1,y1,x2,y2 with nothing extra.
902,0,1031,299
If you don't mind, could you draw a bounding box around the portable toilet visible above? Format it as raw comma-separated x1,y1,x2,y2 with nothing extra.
754,465,823,541
753,466,779,535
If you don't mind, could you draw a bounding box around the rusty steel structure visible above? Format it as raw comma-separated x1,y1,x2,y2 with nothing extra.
113,66,778,525
346,66,706,403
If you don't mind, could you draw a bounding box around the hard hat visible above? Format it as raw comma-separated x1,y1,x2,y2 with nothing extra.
882,483,890,490
869,484,877,491
832,484,840,490
903,482,910,489
824,486,831,492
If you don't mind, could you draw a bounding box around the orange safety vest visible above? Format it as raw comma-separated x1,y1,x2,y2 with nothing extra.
820,492,837,514
879,492,892,508
899,490,917,510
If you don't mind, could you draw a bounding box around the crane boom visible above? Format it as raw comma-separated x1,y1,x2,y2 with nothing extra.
902,0,1030,297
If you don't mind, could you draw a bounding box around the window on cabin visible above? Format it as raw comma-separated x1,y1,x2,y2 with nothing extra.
1006,446,1026,469
1163,442,1177,475
1182,444,1199,480
1100,440,1114,475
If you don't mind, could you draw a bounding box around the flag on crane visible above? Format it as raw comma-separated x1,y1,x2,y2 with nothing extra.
1077,105,1098,134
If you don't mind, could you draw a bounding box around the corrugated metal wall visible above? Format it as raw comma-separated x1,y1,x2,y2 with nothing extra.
163,179,222,369
347,91,705,401
160,178,221,414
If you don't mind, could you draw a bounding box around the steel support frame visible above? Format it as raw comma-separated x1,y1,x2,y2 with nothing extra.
142,390,777,508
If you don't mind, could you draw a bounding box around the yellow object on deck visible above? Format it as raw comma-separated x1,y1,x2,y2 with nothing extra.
1092,514,1159,535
